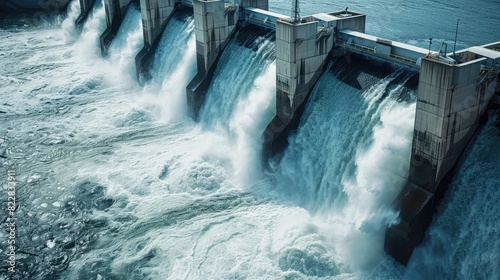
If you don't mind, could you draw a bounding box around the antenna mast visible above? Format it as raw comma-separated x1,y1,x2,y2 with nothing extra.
453,19,460,58
292,0,300,24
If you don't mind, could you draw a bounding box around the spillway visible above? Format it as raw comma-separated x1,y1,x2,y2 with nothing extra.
273,59,418,273
404,116,500,279
138,11,197,122
107,5,143,83
200,28,275,128
0,0,499,279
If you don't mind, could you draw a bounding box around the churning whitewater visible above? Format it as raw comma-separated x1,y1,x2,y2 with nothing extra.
1,0,499,279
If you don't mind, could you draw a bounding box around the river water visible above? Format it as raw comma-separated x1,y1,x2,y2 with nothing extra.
0,0,499,279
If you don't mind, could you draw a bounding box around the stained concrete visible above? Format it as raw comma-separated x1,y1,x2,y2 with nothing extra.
385,50,500,264
135,0,178,80
186,0,239,119
75,0,96,29
263,10,366,157
100,0,134,56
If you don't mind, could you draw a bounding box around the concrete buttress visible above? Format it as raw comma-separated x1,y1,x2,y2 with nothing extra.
135,0,177,80
385,55,499,264
186,0,238,119
262,18,334,157
75,0,97,29
100,0,133,56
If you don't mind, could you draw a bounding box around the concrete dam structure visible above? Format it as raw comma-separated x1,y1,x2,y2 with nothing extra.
19,0,499,266
385,43,500,264
135,0,184,80
262,10,366,156
75,0,97,29
98,0,500,266
186,0,268,118
99,0,134,56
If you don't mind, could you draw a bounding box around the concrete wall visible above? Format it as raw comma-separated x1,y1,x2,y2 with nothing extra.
409,57,496,193
240,0,268,10
75,0,97,29
384,182,433,265
100,0,133,56
275,20,334,121
263,19,334,151
385,57,499,265
135,0,177,80
186,0,239,118
104,0,132,31
193,0,238,76
140,0,176,48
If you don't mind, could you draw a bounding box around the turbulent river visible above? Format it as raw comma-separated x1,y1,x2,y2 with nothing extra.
0,0,499,279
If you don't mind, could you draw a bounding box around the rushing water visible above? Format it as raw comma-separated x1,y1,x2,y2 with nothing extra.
0,0,499,279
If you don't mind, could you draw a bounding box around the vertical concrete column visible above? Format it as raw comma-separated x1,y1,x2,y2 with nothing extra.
100,0,133,56
75,0,96,29
409,58,493,193
240,0,268,10
135,0,176,80
186,0,239,118
140,0,176,48
385,57,499,265
262,19,334,156
193,0,232,76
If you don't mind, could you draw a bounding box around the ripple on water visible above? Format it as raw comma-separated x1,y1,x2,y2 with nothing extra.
114,109,154,127
7,180,117,279
278,246,340,278
177,160,230,195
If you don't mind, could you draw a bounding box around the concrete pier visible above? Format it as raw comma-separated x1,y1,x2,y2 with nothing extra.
186,0,239,119
91,0,499,265
5,0,500,269
263,10,366,157
135,0,177,80
100,0,133,56
75,0,96,29
385,45,500,264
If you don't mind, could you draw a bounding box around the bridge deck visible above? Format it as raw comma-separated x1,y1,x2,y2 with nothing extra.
339,29,429,69
244,7,284,30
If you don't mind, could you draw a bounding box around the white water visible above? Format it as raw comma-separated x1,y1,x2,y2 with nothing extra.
200,33,275,128
107,6,144,85
197,34,276,186
73,0,106,62
404,115,500,279
139,14,197,122
0,1,498,279
272,70,416,276
61,0,81,43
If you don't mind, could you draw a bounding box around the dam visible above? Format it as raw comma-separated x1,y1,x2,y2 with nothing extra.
4,0,499,267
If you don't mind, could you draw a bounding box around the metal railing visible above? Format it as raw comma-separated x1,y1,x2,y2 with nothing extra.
340,40,375,54
245,14,276,29
338,39,418,67
389,53,416,65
